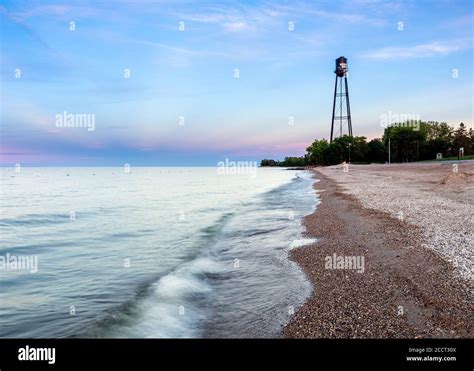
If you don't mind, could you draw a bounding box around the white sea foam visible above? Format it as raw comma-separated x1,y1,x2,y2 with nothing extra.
154,274,211,298
183,257,222,275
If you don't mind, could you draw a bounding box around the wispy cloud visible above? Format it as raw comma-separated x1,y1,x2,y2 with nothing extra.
3,3,101,22
308,9,386,26
223,21,254,32
128,37,266,61
0,6,57,54
363,39,473,59
174,4,284,33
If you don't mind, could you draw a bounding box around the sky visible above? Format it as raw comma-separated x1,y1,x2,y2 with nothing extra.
0,0,473,166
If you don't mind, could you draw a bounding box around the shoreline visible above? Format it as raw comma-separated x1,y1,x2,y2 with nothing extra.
283,168,472,338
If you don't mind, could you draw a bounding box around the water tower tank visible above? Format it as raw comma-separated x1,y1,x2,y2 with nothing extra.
335,56,348,77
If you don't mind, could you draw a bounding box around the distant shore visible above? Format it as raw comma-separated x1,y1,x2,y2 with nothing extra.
284,163,473,338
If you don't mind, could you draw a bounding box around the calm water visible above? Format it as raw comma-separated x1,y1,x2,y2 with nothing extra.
0,167,318,338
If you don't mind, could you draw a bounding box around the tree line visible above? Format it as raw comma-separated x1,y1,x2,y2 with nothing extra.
260,121,473,167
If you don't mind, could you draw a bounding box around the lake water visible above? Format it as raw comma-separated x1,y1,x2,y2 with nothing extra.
0,167,318,338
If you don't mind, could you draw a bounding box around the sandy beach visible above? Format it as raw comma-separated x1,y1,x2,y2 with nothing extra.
284,162,473,338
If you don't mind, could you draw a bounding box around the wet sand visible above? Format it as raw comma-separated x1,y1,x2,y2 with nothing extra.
283,165,473,338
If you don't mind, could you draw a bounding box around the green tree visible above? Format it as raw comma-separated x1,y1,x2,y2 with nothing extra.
426,121,453,141
281,156,307,167
306,139,329,165
383,121,427,162
452,122,471,156
260,159,279,167
330,136,368,163
367,139,387,163
421,121,453,159
262,120,468,166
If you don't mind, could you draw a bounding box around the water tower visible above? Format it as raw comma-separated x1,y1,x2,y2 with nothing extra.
330,56,353,142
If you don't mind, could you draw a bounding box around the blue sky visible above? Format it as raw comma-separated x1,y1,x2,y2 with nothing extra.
1,0,473,165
